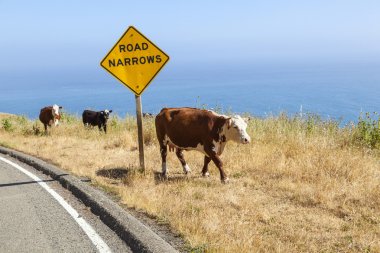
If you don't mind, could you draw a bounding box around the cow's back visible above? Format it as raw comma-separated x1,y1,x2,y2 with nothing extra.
82,110,98,125
39,106,53,125
155,107,225,149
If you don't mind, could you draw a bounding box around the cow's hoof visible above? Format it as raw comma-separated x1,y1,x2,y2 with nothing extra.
221,177,230,184
183,164,191,174
202,172,210,177
161,173,168,180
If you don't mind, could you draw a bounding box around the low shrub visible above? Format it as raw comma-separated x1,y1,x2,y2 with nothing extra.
1,118,13,132
354,112,380,149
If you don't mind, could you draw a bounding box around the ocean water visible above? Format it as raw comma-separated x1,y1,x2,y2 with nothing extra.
0,61,379,124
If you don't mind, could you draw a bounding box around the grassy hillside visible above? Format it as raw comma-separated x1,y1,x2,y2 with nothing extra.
0,112,379,252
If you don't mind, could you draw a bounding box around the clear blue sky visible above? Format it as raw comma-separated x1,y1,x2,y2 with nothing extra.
1,0,379,73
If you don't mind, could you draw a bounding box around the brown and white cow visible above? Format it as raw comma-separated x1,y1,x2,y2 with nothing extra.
155,107,251,183
39,104,62,132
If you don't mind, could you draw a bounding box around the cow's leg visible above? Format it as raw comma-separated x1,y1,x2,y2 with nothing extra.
211,154,228,183
205,149,228,183
201,156,211,177
44,124,48,133
98,124,102,132
160,144,168,178
103,124,107,133
155,121,169,179
175,148,191,174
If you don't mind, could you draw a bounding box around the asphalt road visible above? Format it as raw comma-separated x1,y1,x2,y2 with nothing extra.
0,154,132,253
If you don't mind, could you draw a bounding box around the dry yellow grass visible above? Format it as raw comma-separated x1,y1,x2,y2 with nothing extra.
1,112,379,252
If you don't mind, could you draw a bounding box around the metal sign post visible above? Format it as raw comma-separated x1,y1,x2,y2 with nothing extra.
135,95,145,171
100,26,169,173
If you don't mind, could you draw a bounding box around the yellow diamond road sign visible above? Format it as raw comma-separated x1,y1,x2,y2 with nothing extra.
100,26,169,96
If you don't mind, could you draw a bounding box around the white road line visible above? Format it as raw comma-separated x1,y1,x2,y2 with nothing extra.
0,156,112,253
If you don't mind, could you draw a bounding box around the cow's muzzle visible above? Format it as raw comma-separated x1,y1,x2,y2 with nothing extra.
242,136,251,144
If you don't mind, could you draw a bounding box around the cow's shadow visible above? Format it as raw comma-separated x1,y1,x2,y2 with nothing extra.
153,171,191,184
96,168,129,179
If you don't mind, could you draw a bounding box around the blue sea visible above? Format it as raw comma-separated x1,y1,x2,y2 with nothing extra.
0,61,379,124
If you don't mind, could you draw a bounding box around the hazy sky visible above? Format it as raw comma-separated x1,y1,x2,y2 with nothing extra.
1,0,379,73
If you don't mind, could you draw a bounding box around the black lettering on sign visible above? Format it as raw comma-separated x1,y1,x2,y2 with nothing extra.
108,53,164,68
126,44,134,52
118,43,149,53
108,59,116,67
147,55,155,63
117,59,124,66
134,43,141,51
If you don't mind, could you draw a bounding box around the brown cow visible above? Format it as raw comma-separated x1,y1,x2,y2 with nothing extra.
39,104,62,132
155,107,251,183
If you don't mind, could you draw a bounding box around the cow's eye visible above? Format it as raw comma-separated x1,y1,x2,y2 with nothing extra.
233,126,238,129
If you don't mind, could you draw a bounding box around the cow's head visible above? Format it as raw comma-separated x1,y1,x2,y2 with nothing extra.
100,109,112,121
52,104,62,117
52,104,62,126
225,115,251,144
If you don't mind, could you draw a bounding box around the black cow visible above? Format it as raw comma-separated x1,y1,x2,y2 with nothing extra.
82,109,112,133
143,112,154,118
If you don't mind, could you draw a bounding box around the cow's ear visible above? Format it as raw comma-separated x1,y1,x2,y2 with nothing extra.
226,117,232,129
100,111,104,114
242,117,250,123
109,110,113,113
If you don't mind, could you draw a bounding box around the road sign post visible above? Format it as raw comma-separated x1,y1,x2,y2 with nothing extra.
100,26,169,172
135,95,145,172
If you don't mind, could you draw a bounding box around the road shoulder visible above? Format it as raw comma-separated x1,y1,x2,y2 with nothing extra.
0,146,180,253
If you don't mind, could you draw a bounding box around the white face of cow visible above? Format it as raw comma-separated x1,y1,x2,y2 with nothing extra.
52,104,60,116
102,109,112,120
225,115,251,144
52,104,62,126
